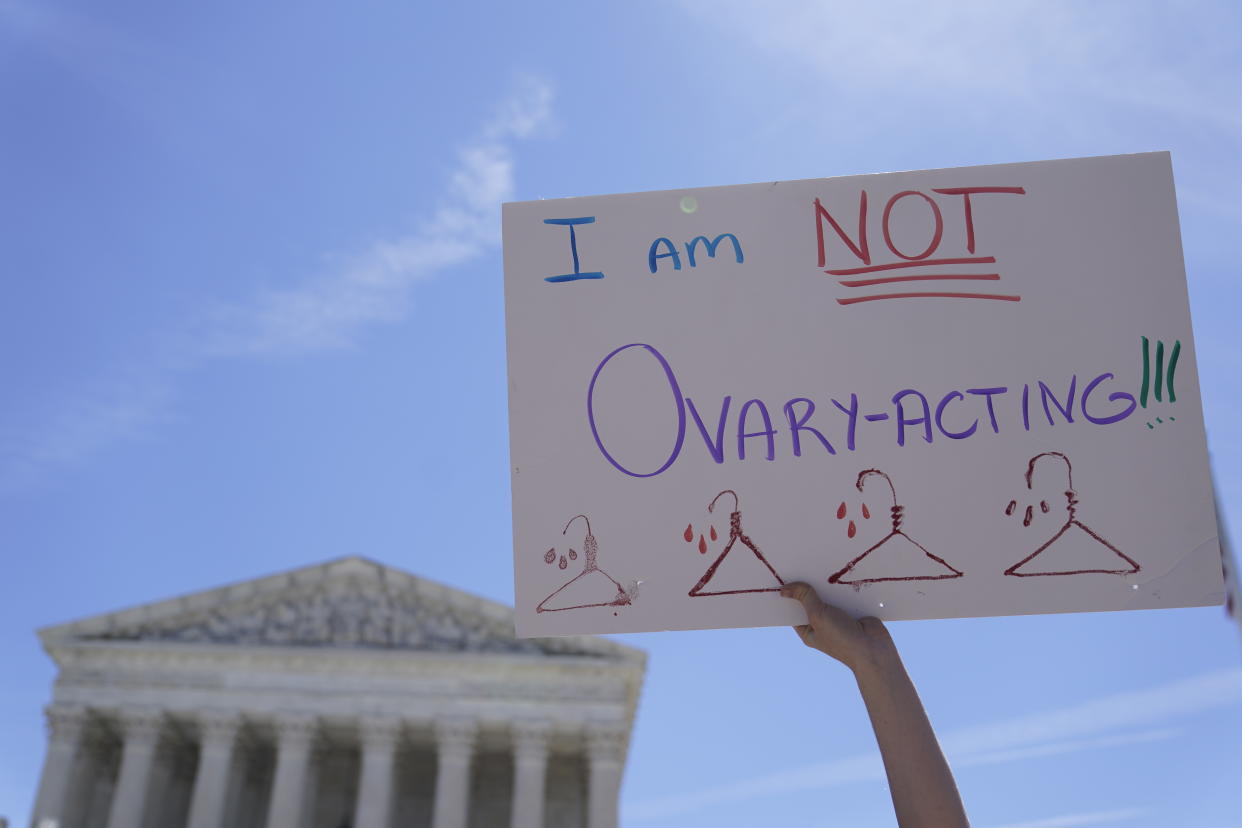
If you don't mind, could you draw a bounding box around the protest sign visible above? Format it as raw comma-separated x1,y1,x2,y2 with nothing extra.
503,152,1223,636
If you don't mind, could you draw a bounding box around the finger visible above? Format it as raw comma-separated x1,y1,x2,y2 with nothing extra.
793,624,814,646
780,581,825,614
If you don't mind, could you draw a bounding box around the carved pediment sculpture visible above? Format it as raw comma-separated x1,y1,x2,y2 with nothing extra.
43,557,621,659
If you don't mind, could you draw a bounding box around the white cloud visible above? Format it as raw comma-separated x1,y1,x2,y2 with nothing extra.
625,730,1171,822
0,78,552,492
684,0,1079,94
986,807,1146,828
952,727,1176,769
626,669,1242,821
0,0,129,56
0,361,179,495
677,0,1242,181
204,76,553,357
678,1,1240,120
939,668,1241,756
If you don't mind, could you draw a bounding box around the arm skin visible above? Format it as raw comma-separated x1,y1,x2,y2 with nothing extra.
782,581,969,828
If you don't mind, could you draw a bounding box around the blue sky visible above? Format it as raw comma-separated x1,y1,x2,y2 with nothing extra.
3,1,1241,826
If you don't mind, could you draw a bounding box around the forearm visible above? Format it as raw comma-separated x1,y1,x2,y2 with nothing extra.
852,624,968,828
780,583,969,826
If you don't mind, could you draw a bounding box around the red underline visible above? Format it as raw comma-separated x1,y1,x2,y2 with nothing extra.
825,256,997,275
840,273,1000,287
837,292,1022,305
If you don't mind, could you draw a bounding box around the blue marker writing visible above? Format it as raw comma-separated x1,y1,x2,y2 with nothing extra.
543,217,605,283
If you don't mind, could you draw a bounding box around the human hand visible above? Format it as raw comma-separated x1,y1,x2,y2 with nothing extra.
780,581,895,673
782,584,969,826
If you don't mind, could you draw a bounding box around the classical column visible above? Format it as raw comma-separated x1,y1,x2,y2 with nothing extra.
30,704,88,826
352,715,401,828
265,713,318,828
105,707,165,828
430,717,477,828
509,720,550,828
186,711,242,828
585,724,626,828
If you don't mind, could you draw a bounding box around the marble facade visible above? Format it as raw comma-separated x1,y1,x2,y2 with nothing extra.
31,558,645,828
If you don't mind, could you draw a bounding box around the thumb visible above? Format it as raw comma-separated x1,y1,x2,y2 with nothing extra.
780,581,824,616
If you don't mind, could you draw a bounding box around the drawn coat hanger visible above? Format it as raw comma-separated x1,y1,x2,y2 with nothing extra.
537,514,633,612
689,489,785,597
1005,452,1139,577
828,470,963,585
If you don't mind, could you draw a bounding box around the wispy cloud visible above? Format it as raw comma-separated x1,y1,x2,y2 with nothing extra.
203,76,552,357
939,668,1240,756
952,727,1175,769
986,808,1146,828
627,669,1242,821
0,77,552,493
676,0,1242,219
0,358,182,495
678,0,1241,128
1,0,135,59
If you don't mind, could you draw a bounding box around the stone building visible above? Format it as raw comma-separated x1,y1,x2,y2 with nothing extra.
30,557,646,828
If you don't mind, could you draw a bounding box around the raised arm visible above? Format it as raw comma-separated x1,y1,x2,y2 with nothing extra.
782,581,969,828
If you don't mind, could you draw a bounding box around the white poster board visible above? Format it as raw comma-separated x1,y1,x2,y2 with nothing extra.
503,152,1223,636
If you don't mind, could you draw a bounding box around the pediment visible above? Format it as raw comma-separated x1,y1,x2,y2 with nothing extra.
40,557,634,661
